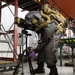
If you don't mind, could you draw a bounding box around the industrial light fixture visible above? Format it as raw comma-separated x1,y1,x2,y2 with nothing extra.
37,0,41,2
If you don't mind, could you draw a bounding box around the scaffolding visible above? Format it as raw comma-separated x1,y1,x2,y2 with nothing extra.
0,0,18,62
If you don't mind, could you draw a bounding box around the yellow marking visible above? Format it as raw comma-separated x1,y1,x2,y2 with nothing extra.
73,39,75,42
18,18,20,24
60,40,62,43
70,40,72,42
66,40,69,42
0,61,12,64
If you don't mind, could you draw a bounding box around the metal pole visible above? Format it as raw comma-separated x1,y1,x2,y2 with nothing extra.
21,30,24,75
14,0,18,62
60,45,63,66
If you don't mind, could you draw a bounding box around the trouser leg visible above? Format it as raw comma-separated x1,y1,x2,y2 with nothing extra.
44,33,63,75
37,48,45,67
45,33,62,65
45,47,58,75
32,49,45,74
48,64,58,75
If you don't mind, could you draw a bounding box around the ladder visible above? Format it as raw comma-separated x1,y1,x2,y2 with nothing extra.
0,23,18,72
0,23,17,60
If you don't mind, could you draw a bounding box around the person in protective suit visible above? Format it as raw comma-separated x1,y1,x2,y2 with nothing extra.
26,3,66,75
28,3,67,75
15,3,66,75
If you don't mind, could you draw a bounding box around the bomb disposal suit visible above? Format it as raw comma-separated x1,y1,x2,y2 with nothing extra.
15,3,66,75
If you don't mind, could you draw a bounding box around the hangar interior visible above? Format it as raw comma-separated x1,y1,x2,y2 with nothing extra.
0,0,75,75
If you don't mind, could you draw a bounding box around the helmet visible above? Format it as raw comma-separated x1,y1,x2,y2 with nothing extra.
25,11,42,31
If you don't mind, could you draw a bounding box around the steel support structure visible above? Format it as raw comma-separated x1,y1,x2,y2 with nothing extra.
13,0,18,62
0,0,18,62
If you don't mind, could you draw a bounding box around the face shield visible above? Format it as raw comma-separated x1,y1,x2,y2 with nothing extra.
25,11,42,31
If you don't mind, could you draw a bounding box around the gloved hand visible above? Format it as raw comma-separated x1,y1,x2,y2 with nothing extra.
29,51,36,59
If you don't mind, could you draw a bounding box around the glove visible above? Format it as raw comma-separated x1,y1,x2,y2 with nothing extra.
29,51,36,59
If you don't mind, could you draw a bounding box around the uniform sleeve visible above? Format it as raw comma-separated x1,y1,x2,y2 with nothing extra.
34,40,46,53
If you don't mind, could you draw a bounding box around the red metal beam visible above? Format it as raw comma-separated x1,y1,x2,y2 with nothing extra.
21,4,40,11
48,0,75,21
14,0,18,62
19,0,33,8
47,0,69,20
21,2,37,9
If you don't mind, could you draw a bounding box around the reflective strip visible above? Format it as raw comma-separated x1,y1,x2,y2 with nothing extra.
18,18,20,24
66,40,69,42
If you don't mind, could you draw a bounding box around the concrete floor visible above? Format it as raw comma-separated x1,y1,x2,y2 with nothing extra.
0,60,73,75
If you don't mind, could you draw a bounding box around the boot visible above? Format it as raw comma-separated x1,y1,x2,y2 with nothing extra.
32,63,45,74
32,67,45,74
49,67,58,75
48,65,58,75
